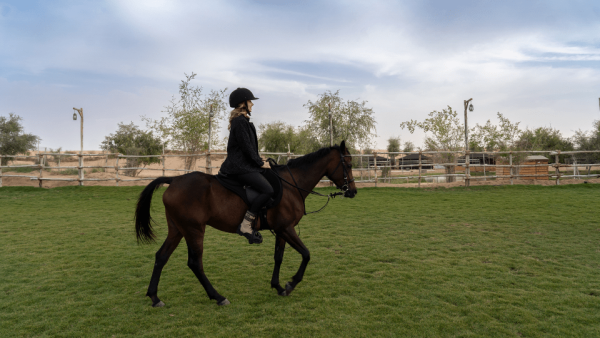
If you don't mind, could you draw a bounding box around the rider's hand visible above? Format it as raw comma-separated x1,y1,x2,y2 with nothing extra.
261,161,271,169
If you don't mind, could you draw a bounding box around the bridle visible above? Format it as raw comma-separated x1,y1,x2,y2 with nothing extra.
327,152,355,193
269,150,354,215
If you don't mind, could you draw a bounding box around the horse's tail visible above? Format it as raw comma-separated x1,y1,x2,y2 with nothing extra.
135,176,173,244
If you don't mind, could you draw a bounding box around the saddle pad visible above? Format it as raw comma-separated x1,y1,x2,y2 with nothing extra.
215,169,283,210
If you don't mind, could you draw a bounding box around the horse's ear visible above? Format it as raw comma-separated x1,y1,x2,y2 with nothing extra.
340,140,346,154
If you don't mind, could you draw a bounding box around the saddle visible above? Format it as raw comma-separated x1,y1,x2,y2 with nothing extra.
215,168,283,230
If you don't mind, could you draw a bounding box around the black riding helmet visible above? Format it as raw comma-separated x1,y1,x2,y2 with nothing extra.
229,88,259,108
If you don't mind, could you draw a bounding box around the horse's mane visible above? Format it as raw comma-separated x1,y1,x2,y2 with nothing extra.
286,145,340,169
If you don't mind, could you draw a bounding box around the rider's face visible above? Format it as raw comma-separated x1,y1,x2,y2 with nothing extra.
247,100,254,112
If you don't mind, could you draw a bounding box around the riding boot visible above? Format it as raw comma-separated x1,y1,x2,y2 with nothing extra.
237,211,263,244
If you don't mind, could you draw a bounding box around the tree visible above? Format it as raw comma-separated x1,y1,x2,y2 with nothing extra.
304,90,377,151
257,121,321,163
400,106,463,181
469,113,522,152
143,73,227,170
515,126,574,163
0,113,39,165
100,122,163,176
387,137,401,166
258,121,296,153
572,120,600,164
402,141,415,153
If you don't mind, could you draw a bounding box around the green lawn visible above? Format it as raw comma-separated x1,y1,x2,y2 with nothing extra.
1,184,599,337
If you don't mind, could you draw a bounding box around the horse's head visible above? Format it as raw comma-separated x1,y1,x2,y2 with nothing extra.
327,140,357,198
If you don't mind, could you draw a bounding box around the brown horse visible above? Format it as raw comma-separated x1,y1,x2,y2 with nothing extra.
135,141,357,306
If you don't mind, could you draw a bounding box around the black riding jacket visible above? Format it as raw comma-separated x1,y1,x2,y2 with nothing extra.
220,115,264,175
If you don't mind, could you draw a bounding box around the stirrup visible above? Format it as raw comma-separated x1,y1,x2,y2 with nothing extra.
237,225,263,244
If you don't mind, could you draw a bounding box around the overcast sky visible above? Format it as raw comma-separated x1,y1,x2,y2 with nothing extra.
1,0,599,151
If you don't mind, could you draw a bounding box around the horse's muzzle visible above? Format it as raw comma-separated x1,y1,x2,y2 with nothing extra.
344,189,357,198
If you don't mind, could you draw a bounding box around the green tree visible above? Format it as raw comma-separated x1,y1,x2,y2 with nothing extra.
304,90,377,151
258,122,321,163
402,141,415,153
258,121,296,153
143,73,227,170
573,120,600,164
0,113,40,165
400,106,463,181
387,137,401,166
469,113,522,152
100,122,163,176
515,127,574,163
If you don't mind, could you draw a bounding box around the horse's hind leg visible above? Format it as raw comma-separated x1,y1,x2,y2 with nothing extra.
185,231,229,306
146,217,183,307
280,227,310,296
270,235,287,296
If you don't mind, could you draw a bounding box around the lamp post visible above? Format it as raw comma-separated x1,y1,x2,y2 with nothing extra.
463,99,473,187
206,105,214,174
73,107,84,186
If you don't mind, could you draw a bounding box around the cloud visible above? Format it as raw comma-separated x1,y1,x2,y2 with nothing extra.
1,0,600,150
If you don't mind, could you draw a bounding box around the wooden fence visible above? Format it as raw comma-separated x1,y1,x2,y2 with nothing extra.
1,149,599,188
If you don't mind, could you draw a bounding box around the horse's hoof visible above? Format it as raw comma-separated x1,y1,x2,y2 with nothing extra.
153,301,165,308
285,282,293,290
278,290,287,296
217,298,230,306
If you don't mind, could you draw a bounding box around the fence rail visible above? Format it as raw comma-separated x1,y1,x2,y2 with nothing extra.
1,150,599,188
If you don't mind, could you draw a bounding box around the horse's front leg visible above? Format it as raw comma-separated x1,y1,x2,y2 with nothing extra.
270,235,287,296
280,226,310,296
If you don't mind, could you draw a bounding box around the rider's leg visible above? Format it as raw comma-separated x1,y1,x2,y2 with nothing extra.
235,172,274,244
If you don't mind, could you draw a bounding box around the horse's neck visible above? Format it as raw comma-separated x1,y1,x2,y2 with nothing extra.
289,155,331,199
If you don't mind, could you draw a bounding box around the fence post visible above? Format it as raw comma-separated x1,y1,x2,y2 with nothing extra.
162,154,166,177
115,155,120,187
418,151,422,188
367,153,371,181
509,152,513,185
78,153,84,186
555,151,560,185
483,152,486,181
374,152,378,187
206,151,212,175
465,150,470,187
38,153,44,188
360,154,363,181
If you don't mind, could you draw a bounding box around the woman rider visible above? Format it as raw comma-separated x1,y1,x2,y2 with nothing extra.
219,88,274,244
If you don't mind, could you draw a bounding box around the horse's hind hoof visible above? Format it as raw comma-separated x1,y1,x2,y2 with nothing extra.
152,301,165,308
217,298,230,306
278,290,287,296
285,282,295,294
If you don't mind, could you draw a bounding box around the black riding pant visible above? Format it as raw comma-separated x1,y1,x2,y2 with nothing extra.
235,171,275,214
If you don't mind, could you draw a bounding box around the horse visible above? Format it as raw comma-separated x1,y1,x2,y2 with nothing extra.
134,141,358,306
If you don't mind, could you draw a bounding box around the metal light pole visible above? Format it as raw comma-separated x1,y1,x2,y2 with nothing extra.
72,107,84,186
328,103,333,147
206,105,214,174
463,99,474,187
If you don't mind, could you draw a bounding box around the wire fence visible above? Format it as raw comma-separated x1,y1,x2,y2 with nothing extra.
1,149,599,188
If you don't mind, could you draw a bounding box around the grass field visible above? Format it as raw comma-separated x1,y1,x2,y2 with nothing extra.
1,184,600,337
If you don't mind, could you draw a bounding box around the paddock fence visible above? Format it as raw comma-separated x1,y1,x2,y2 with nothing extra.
1,149,599,188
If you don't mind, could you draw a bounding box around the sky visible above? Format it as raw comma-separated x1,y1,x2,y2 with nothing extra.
1,0,600,152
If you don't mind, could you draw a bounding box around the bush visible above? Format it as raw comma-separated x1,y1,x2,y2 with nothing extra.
100,122,162,177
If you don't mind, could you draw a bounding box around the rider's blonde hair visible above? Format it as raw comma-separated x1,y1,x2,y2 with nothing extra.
228,101,248,130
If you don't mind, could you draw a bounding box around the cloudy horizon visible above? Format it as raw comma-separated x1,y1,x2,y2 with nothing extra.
1,0,600,152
